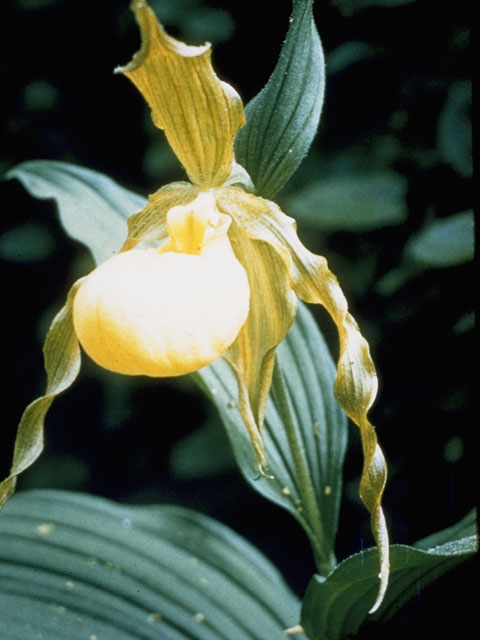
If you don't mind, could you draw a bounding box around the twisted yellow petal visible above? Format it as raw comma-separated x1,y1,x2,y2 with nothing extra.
215,188,297,472
117,1,245,188
217,186,389,612
0,284,81,509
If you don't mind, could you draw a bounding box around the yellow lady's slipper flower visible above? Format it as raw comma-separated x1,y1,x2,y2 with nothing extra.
2,0,389,612
78,0,388,610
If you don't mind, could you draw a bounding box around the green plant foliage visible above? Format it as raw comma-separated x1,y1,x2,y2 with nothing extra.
1,2,473,636
327,41,379,75
301,510,477,640
169,411,235,480
0,489,303,639
332,0,417,15
194,303,348,573
235,0,325,199
23,79,59,111
0,222,55,262
405,210,474,268
6,161,145,264
377,209,474,295
283,172,408,231
149,0,234,44
437,81,472,178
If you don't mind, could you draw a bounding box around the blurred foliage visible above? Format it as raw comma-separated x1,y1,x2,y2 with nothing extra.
170,412,235,480
437,80,472,177
403,210,473,268
0,0,473,637
332,0,418,15
377,209,473,295
0,222,55,263
283,171,408,231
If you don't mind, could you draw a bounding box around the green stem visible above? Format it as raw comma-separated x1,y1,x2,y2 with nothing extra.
272,360,336,576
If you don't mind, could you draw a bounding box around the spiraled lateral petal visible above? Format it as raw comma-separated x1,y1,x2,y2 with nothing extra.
219,186,389,612
216,188,298,473
0,284,82,509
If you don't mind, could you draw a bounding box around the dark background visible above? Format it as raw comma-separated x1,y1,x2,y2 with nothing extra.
0,1,474,638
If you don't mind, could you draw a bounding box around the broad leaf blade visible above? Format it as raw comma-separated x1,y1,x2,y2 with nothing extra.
235,0,325,199
195,303,348,572
301,510,477,640
0,490,303,640
6,160,145,265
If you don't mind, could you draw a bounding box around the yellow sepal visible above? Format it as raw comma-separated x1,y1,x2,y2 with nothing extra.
117,1,245,189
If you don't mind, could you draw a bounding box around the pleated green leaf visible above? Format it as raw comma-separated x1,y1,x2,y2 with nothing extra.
235,0,325,199
0,490,303,640
301,510,477,640
195,303,348,575
6,160,145,264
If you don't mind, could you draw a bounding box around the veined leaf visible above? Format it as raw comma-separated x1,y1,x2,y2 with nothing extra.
6,160,145,265
235,0,325,199
0,490,303,639
301,510,477,640
194,303,348,575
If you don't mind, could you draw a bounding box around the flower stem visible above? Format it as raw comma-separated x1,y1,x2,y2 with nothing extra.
272,361,336,576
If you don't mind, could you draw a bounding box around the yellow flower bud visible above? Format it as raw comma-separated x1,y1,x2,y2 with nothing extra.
72,198,250,377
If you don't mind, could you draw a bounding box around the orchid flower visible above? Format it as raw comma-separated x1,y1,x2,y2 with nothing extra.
1,0,389,612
